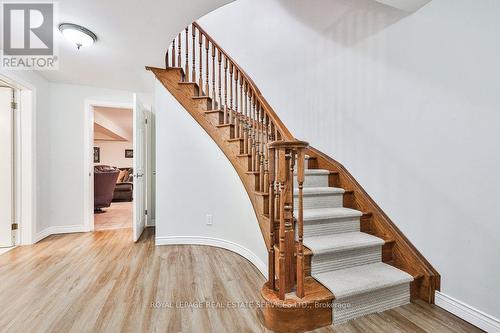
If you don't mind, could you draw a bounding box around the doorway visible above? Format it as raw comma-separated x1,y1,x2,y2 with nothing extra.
84,95,149,242
92,106,134,231
0,81,15,250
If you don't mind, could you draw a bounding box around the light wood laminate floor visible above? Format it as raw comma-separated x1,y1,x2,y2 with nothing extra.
94,201,132,231
0,228,482,332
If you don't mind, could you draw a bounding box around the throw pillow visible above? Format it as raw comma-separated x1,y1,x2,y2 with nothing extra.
117,170,126,183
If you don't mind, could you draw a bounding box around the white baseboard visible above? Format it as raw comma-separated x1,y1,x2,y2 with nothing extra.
35,225,88,243
435,291,500,333
155,236,267,277
0,246,16,256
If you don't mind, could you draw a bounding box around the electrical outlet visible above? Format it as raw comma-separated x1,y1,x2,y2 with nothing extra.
206,214,213,226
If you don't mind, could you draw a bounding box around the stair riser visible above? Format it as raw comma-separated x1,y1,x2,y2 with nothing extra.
191,98,212,111
179,83,199,96
254,194,269,216
205,112,224,126
238,141,245,155
332,283,410,325
303,217,360,237
310,246,382,274
217,126,234,140
239,155,252,171
294,174,329,188
295,194,343,209
247,173,262,192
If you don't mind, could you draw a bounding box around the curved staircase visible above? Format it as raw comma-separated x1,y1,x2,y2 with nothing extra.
148,22,440,332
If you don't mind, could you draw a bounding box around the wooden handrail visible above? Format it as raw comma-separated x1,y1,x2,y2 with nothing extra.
165,24,306,300
166,22,293,141
161,21,439,304
192,22,293,141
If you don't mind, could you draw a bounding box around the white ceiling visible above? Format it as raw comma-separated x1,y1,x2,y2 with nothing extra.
38,0,233,93
36,0,427,93
94,106,132,142
94,123,126,141
375,0,431,11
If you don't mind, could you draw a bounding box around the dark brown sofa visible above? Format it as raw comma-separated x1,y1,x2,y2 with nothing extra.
94,165,119,211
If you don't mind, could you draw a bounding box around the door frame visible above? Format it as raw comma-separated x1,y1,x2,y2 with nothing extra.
0,73,36,246
83,99,133,232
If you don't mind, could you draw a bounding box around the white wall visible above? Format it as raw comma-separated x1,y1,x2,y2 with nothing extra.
47,83,152,230
154,80,267,275
94,141,133,168
199,0,500,322
0,70,50,240
0,71,153,240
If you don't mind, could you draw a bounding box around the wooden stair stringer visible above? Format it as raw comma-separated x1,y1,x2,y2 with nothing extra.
306,145,441,303
147,66,271,248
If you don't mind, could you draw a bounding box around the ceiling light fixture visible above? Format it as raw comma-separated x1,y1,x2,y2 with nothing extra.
58,23,97,49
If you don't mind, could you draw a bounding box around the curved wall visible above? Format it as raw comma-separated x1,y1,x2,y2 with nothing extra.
198,0,500,321
154,80,268,276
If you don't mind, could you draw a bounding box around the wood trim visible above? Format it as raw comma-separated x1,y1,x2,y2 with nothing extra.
150,22,441,329
306,145,441,302
192,22,293,141
147,67,271,248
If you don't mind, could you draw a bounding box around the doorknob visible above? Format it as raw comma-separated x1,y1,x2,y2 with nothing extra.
135,173,144,178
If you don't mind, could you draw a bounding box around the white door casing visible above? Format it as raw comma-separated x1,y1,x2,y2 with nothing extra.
0,87,14,247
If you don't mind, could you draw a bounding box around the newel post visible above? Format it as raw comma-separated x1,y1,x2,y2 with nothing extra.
269,139,309,300
296,148,306,298
268,147,276,290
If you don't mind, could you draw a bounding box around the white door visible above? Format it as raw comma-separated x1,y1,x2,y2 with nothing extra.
0,87,14,247
133,94,147,242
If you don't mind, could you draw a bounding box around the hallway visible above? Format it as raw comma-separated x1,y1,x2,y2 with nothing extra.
0,229,481,332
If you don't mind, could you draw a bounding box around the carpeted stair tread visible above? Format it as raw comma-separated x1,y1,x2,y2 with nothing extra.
300,207,362,221
314,262,413,299
304,232,384,255
294,187,344,195
294,169,330,176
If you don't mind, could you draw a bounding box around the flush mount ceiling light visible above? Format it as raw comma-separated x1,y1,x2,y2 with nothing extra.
58,23,97,49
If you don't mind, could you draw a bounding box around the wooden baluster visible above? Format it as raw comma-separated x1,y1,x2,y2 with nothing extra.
277,149,287,300
212,43,216,109
229,63,233,124
171,37,176,67
286,149,295,293
198,32,203,94
259,109,265,192
239,76,244,139
191,25,196,82
251,97,256,172
250,91,255,161
218,50,222,111
177,33,182,71
268,147,276,290
296,148,305,298
184,27,189,82
255,103,261,176
263,114,269,194
234,69,239,138
205,39,209,101
243,82,249,154
224,57,228,123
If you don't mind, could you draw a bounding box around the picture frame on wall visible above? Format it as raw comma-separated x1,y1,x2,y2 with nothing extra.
93,147,100,163
125,149,133,158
